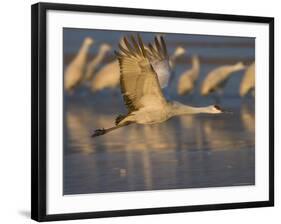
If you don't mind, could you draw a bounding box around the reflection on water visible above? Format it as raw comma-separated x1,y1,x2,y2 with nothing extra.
241,103,255,134
63,96,255,195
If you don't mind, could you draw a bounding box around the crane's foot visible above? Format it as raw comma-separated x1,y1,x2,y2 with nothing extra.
91,128,107,137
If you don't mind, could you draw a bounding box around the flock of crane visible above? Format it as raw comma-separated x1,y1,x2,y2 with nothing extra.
63,35,255,137
64,36,255,98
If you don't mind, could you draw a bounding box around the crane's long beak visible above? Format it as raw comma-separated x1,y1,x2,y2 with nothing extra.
214,105,233,114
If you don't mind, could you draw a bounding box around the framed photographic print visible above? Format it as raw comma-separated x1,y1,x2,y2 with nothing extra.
31,2,274,222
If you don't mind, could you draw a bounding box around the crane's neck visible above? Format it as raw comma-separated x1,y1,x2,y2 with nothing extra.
89,48,108,69
75,42,91,64
192,57,200,72
227,63,245,74
170,102,213,116
169,49,184,68
191,57,200,81
85,48,108,80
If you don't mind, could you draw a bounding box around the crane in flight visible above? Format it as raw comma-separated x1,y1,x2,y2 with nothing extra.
92,35,224,137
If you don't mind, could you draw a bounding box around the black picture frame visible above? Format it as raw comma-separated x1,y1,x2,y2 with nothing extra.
31,2,274,222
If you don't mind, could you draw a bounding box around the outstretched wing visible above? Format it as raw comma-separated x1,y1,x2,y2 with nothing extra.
115,35,167,113
146,36,171,88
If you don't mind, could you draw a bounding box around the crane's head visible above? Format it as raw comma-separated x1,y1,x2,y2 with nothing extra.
208,105,233,114
208,105,224,114
84,37,94,46
174,46,186,57
100,43,112,53
234,62,246,70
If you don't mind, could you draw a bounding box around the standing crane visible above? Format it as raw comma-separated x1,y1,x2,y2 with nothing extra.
84,43,112,81
239,62,255,97
177,55,200,96
64,37,94,91
200,62,245,98
92,35,223,137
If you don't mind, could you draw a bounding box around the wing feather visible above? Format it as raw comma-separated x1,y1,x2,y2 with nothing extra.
148,43,160,60
118,41,133,56
160,36,168,57
137,34,147,58
123,37,137,57
116,35,167,113
145,35,171,88
130,35,141,55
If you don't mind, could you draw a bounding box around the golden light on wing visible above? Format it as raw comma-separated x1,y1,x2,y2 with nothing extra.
115,35,167,113
147,37,167,60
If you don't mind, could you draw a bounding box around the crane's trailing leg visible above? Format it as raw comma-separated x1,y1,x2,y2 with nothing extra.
91,128,107,137
91,124,127,137
91,116,133,137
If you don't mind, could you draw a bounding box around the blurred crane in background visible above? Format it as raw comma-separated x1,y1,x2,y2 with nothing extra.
239,62,255,97
84,43,112,81
200,62,245,101
177,55,200,96
64,37,94,92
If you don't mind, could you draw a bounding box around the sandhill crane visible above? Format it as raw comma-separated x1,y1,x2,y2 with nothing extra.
177,55,200,95
90,45,186,92
84,43,112,81
200,62,245,97
239,62,255,97
92,35,223,137
91,60,119,92
64,37,94,91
